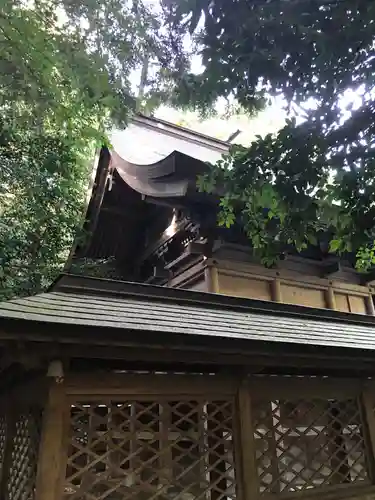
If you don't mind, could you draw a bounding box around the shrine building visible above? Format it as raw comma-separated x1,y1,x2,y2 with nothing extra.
1,116,375,500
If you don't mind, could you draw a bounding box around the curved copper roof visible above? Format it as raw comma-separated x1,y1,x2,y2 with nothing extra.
110,150,209,199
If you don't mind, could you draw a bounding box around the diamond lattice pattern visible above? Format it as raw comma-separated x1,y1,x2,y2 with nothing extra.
65,399,237,500
6,409,42,500
253,397,368,494
0,414,7,484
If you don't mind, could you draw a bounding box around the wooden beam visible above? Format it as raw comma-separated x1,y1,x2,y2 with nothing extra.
215,257,372,295
187,241,206,255
367,295,375,316
360,389,375,483
145,266,170,283
325,286,337,310
65,372,237,396
271,278,282,302
71,147,111,259
35,380,68,500
205,261,219,293
166,258,206,288
237,381,259,500
2,339,375,376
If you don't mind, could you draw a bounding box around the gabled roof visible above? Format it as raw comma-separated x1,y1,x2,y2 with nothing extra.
110,150,209,201
74,146,216,275
131,115,230,153
1,274,375,355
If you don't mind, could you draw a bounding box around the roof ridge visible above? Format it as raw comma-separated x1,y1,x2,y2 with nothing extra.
132,114,230,149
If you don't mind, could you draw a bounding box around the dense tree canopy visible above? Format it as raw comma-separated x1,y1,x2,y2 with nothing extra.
0,116,87,298
3,0,375,299
0,0,182,299
166,0,375,270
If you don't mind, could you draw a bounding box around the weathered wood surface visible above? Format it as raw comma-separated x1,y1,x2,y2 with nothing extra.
216,258,373,315
35,380,68,500
2,289,375,352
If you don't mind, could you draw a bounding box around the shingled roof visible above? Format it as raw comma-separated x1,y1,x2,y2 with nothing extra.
1,274,375,354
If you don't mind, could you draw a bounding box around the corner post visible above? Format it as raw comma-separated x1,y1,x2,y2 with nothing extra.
236,380,259,500
205,260,219,293
361,388,375,482
325,285,337,310
35,379,68,500
271,277,282,302
366,294,375,316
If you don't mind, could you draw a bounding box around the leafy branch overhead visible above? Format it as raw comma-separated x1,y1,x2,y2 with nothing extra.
2,0,375,302
0,0,182,299
167,0,375,270
0,0,184,128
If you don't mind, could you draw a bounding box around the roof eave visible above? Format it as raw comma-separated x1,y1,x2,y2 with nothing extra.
51,273,375,328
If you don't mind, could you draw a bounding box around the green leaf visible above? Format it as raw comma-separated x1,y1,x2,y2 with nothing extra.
329,239,341,253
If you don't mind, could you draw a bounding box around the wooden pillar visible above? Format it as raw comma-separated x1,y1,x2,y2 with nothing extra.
361,389,375,483
366,295,375,316
325,285,336,310
237,382,259,500
271,278,282,303
159,402,172,484
205,261,219,293
35,380,68,500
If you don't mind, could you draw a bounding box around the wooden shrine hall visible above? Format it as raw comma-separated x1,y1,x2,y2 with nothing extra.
2,145,375,500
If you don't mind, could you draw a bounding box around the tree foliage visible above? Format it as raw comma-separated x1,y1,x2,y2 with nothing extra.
0,116,89,299
167,0,375,270
0,0,180,299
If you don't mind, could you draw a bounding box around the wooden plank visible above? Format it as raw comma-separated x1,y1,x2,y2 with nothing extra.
56,343,375,371
236,382,259,500
281,283,326,308
348,295,367,314
216,258,373,295
3,340,375,377
247,376,364,400
217,268,274,283
335,293,351,313
35,380,68,500
218,273,271,301
65,373,238,396
167,260,206,289
184,279,208,292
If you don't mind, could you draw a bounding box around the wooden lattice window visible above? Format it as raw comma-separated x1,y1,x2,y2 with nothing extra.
5,408,43,500
65,398,237,500
253,396,369,494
